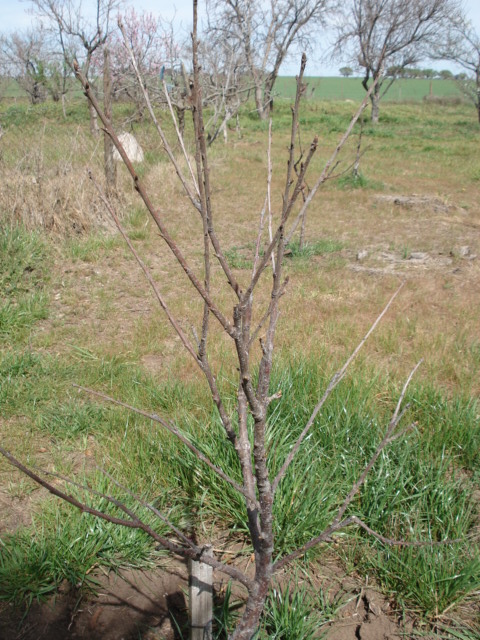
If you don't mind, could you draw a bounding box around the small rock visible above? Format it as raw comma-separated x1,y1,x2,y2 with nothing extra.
458,245,470,257
357,250,369,261
368,600,381,617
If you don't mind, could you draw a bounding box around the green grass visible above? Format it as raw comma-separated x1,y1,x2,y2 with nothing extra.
1,354,478,623
336,170,384,190
65,233,120,262
0,272,478,631
0,226,50,340
286,238,343,258
0,493,165,609
258,580,335,639
274,77,463,102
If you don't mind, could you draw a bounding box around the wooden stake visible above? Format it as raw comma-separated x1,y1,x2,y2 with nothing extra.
189,547,213,640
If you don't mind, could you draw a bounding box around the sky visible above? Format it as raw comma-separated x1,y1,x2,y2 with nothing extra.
1,0,479,76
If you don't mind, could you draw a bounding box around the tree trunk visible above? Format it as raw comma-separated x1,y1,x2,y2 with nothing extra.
254,83,268,121
229,580,269,640
362,72,381,125
88,99,100,135
370,84,380,124
103,47,117,197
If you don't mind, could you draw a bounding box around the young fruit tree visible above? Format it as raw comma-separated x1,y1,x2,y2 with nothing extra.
0,1,456,638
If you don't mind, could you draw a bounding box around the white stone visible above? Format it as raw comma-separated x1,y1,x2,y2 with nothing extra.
113,132,144,163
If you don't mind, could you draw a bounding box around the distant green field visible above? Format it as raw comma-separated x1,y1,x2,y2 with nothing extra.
274,76,463,102
2,75,463,104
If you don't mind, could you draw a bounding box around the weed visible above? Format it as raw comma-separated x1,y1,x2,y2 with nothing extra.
286,238,343,259
336,171,384,190
224,246,254,270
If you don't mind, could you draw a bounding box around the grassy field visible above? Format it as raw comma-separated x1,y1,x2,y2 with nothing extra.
2,75,464,104
274,76,464,102
0,93,479,639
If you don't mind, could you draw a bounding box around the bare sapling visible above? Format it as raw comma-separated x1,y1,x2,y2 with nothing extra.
0,2,457,638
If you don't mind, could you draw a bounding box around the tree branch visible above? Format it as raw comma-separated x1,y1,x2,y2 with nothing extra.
72,384,260,510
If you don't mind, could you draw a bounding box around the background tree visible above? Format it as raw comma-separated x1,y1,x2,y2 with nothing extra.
0,28,52,104
340,65,354,76
334,0,461,123
103,8,178,120
206,0,334,120
433,12,480,122
29,0,122,133
200,30,253,144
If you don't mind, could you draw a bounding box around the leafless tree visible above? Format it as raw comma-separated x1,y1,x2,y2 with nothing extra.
432,12,480,123
199,34,252,144
0,2,455,639
0,28,52,104
102,8,181,122
29,0,122,133
206,0,334,120
334,0,462,123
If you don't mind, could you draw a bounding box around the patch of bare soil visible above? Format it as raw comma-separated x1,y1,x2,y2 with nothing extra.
325,591,403,640
0,561,188,640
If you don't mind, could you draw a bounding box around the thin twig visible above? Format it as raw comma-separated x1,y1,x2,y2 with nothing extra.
0,445,188,554
249,278,289,347
34,466,199,551
96,466,198,549
74,63,235,340
88,170,201,366
267,118,275,273
272,283,404,493
285,72,382,245
72,384,259,509
162,77,200,197
273,511,461,573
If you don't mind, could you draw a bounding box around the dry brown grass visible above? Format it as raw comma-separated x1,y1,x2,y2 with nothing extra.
2,97,479,395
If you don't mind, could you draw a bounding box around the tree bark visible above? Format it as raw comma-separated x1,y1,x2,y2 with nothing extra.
230,576,270,640
371,93,379,124
254,83,268,120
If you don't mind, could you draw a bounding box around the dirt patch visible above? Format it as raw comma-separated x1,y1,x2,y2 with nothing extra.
0,562,188,640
